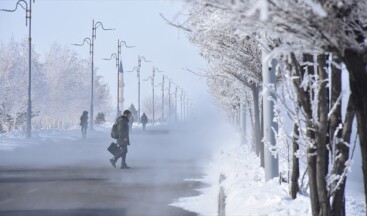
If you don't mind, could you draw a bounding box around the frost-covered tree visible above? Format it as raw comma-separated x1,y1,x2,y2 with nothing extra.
43,43,112,128
181,1,367,214
0,40,112,130
128,104,138,122
0,38,45,131
179,12,266,163
176,1,365,215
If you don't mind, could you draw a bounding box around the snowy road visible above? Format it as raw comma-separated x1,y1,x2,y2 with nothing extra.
0,124,214,216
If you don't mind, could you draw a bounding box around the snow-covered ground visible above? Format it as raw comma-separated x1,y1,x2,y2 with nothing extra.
171,130,366,216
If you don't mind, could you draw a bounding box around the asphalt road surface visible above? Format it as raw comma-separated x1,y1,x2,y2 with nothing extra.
0,124,214,216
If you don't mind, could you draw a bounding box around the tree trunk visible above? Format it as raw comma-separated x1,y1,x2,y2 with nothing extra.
291,53,319,215
331,96,355,216
342,49,367,209
329,53,345,216
290,123,300,199
329,53,343,164
251,84,262,160
315,54,330,216
260,100,264,168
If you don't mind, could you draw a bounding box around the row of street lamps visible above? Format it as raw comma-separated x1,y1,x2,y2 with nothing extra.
102,40,135,117
1,2,191,137
72,20,114,130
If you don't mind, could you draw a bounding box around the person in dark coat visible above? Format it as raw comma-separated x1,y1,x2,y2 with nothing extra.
80,111,88,138
141,113,148,130
110,110,132,169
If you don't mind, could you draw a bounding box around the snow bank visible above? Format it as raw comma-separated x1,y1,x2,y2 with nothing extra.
172,129,365,215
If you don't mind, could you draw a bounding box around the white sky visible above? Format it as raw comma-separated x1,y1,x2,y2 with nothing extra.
0,0,209,113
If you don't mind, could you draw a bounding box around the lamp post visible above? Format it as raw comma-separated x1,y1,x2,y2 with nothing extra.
103,40,134,117
167,78,172,122
73,20,114,130
127,56,151,123
158,75,171,124
161,75,165,123
144,67,163,125
186,95,190,121
180,89,183,121
175,86,179,121
137,56,151,123
1,0,35,138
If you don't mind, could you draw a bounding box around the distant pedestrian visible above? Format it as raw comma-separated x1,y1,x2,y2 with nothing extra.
80,111,88,138
128,115,134,131
141,113,148,130
110,110,132,169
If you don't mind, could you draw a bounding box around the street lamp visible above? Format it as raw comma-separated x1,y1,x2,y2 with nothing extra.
127,56,151,123
161,75,165,123
161,75,173,123
73,20,114,130
175,86,179,122
180,89,184,121
1,0,35,138
103,40,134,117
143,67,163,125
185,95,190,121
166,77,172,122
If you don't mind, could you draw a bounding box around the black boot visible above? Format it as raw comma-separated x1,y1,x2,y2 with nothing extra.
120,163,130,169
109,158,117,168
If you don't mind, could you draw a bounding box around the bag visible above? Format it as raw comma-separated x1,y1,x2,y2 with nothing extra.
107,142,123,157
111,117,121,139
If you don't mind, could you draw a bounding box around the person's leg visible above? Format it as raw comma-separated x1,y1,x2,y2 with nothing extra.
120,145,129,168
110,150,121,168
82,127,87,138
110,155,118,168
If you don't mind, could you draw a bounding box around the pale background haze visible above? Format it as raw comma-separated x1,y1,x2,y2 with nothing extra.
0,0,209,116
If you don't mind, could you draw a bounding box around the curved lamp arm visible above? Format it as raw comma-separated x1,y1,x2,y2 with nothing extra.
119,41,136,49
153,67,164,73
102,53,118,61
139,56,152,63
126,66,138,73
72,37,92,46
95,21,115,31
0,0,29,25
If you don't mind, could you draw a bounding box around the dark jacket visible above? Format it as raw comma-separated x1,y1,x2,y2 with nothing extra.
80,114,88,127
141,114,148,124
117,116,130,146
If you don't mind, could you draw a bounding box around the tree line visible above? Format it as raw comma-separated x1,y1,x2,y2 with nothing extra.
0,38,112,131
178,1,367,215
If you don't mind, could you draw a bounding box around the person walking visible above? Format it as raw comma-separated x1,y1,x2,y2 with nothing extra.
141,113,148,130
128,115,134,131
80,111,88,138
110,110,132,169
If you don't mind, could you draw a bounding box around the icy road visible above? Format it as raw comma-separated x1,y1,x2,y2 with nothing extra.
0,123,216,216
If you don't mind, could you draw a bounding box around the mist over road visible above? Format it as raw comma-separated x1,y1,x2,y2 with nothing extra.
0,119,225,216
